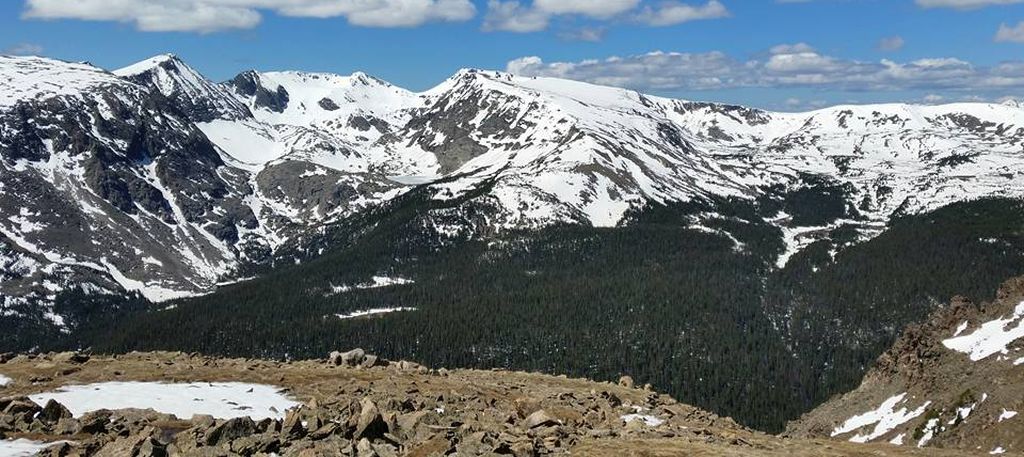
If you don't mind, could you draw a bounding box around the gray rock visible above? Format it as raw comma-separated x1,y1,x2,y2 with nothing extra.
524,410,559,429
204,417,256,446
38,399,72,424
355,398,388,440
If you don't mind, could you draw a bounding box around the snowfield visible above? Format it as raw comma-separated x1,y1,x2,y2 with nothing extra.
28,382,298,420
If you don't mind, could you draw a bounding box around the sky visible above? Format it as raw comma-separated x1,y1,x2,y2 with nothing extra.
2,0,1023,111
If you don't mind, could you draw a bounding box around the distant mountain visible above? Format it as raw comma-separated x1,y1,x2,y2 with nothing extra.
3,53,1024,431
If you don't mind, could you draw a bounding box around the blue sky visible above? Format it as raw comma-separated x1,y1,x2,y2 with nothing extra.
2,0,1023,110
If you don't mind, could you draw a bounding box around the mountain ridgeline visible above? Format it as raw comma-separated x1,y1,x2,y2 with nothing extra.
1,54,1024,432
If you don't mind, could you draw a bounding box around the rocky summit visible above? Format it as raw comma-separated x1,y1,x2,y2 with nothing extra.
0,351,989,456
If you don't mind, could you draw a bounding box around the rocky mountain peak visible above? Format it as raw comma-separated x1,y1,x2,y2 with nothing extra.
115,54,251,122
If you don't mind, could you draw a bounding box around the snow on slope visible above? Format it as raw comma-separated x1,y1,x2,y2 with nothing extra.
244,71,417,127
114,53,249,122
4,54,1024,322
0,56,126,108
830,392,931,443
943,301,1024,362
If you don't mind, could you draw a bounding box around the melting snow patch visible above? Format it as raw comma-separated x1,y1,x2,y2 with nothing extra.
336,307,417,320
888,433,905,445
917,417,941,447
999,409,1018,422
953,320,969,337
991,446,1006,455
327,276,414,295
942,301,1024,362
0,438,54,457
0,374,10,387
28,381,297,420
621,414,664,427
831,393,931,443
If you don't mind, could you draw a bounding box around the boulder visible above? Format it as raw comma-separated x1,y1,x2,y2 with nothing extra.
1,396,40,416
79,409,112,434
53,352,90,364
355,398,388,440
524,410,559,429
342,349,366,366
618,376,635,389
204,417,256,446
360,354,379,369
282,408,306,439
38,399,73,424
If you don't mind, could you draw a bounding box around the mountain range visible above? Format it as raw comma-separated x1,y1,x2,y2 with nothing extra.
2,53,1024,433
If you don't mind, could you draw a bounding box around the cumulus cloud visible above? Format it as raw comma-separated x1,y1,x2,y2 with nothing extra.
482,0,550,32
996,22,1024,42
506,45,1024,94
22,0,477,32
483,0,727,32
2,43,44,56
915,0,1024,8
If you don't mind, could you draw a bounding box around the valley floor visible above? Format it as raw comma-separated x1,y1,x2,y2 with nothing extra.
0,351,994,456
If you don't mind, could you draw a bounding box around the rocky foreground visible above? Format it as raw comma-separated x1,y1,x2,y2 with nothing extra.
0,350,989,456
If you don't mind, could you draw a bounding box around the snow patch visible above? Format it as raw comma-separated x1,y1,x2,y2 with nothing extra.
999,409,1017,422
831,393,931,443
327,276,414,295
942,301,1024,361
916,417,941,447
0,439,55,457
621,413,664,427
29,381,297,421
336,307,418,320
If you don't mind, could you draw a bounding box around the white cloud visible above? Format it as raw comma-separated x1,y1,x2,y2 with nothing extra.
484,0,728,33
533,0,641,18
916,0,1024,9
482,0,549,32
878,36,905,51
2,43,44,56
996,22,1024,42
22,0,476,32
634,1,730,26
506,45,1024,94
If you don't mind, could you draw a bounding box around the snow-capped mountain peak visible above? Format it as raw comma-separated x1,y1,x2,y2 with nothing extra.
0,55,128,108
112,53,181,77
3,52,1024,327
114,54,250,122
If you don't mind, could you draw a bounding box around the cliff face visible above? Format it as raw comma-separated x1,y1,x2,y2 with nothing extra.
787,276,1024,454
